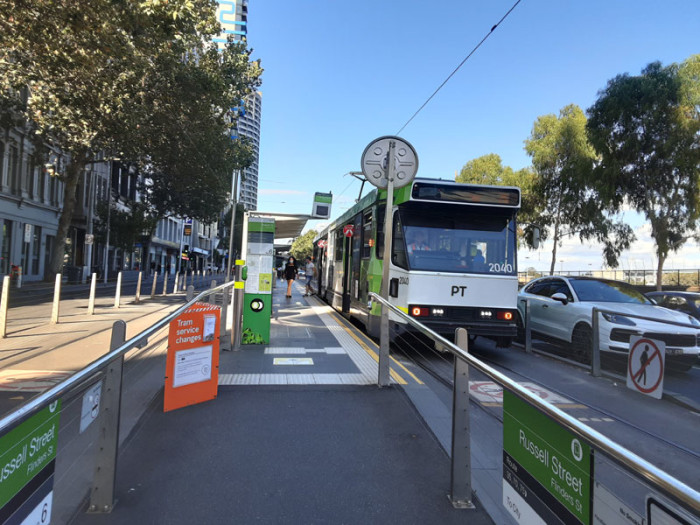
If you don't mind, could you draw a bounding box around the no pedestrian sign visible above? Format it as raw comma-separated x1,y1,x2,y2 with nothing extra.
343,224,354,237
626,336,665,399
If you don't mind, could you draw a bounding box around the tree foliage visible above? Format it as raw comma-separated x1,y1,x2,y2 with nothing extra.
291,230,318,262
94,200,158,252
456,153,540,247
525,104,634,274
587,57,700,288
0,0,262,278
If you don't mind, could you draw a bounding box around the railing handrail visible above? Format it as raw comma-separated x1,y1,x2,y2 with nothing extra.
368,292,700,514
0,280,235,435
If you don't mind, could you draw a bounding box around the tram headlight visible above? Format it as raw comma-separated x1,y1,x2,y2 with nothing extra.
431,308,445,317
479,310,493,319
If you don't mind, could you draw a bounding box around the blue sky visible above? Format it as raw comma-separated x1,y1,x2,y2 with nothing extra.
247,1,700,272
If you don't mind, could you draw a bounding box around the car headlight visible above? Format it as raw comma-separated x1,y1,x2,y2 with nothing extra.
687,315,700,327
601,313,636,326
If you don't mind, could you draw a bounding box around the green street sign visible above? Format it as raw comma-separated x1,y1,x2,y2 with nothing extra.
0,401,61,512
503,390,591,524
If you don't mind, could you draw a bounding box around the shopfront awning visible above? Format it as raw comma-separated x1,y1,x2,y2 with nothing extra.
249,212,312,240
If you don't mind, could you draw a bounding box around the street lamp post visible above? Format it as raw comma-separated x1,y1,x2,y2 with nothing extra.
226,169,240,282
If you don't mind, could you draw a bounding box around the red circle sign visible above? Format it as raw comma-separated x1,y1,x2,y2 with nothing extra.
343,225,354,237
318,240,327,248
628,338,664,394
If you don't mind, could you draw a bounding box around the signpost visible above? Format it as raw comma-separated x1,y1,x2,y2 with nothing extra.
0,401,61,525
360,135,418,387
503,389,591,525
626,336,665,400
165,302,221,412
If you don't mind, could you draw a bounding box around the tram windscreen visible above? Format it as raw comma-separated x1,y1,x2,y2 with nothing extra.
396,205,517,275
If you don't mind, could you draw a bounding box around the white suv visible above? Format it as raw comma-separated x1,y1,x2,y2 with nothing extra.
517,276,700,371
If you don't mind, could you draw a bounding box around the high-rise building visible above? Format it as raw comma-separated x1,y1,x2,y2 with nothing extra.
215,0,261,210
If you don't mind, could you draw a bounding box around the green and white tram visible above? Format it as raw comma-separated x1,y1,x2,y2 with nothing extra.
313,178,521,346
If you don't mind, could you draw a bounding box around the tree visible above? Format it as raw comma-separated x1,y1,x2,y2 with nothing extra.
525,104,634,274
456,154,541,247
587,57,700,290
0,0,262,279
291,230,318,262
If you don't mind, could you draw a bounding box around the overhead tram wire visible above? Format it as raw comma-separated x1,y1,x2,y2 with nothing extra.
395,0,523,136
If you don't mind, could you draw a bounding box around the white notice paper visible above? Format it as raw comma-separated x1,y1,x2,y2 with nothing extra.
173,345,213,388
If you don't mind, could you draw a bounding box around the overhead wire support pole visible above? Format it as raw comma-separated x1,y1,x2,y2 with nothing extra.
226,169,240,283
378,140,396,388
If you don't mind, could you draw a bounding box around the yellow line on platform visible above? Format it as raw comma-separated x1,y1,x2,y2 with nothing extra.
329,311,422,385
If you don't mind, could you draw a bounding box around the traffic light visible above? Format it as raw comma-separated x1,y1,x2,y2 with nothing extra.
182,245,190,261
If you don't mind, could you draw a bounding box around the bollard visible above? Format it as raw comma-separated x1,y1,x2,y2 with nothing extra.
209,280,217,304
114,271,122,308
0,275,9,338
173,273,179,294
449,328,475,509
88,273,97,315
220,288,230,351
135,271,142,304
51,273,61,324
186,285,194,302
162,272,168,295
151,271,158,299
88,321,125,514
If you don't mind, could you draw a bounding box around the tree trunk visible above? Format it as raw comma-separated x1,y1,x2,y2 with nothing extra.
656,254,665,291
47,158,85,280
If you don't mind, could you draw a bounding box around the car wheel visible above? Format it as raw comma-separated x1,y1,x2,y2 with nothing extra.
572,324,593,364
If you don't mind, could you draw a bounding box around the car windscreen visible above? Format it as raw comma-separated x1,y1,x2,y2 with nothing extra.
396,203,517,274
569,279,653,304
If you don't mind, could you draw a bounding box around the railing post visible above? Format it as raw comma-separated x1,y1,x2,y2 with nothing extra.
450,328,475,509
378,301,391,387
220,287,230,351
51,273,61,324
135,271,142,304
88,320,125,514
114,271,122,308
88,273,97,315
525,298,532,354
151,271,158,299
186,285,195,302
0,275,9,338
591,307,601,377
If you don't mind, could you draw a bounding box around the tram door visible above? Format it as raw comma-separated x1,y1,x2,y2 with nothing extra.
342,234,352,313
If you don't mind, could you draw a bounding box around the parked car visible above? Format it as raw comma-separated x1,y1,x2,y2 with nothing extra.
645,291,700,321
517,276,700,371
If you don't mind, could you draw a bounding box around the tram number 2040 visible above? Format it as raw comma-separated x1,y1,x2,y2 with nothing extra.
488,262,513,273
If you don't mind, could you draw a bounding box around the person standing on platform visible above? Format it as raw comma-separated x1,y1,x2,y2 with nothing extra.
284,256,298,298
303,257,316,296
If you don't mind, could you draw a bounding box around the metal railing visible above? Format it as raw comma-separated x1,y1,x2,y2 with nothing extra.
369,292,700,518
0,280,235,520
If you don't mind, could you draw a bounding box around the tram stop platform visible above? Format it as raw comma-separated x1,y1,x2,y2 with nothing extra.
73,278,494,524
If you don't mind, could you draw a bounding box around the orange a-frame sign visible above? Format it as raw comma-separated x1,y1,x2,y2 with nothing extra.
164,302,221,412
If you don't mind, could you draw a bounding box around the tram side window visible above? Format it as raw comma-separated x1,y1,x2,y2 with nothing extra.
392,213,409,269
362,210,372,259
334,229,344,261
376,205,385,259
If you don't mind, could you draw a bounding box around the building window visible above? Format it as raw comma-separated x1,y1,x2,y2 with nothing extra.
9,144,19,194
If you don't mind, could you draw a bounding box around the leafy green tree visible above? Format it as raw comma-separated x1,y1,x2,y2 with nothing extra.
525,104,634,274
94,200,158,253
456,154,541,247
587,57,700,290
0,0,261,279
291,230,318,262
